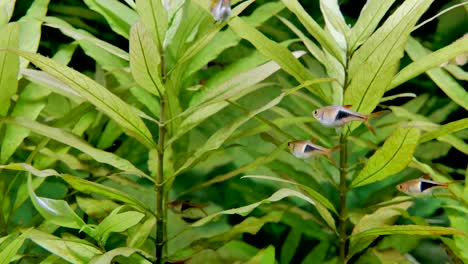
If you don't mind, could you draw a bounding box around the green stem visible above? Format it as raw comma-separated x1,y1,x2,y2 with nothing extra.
155,96,166,264
338,133,348,263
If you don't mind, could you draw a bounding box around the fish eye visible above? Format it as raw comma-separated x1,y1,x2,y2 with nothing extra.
313,110,318,116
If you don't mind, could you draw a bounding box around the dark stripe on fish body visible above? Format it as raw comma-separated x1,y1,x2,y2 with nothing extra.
304,144,317,153
420,181,440,192
335,110,353,121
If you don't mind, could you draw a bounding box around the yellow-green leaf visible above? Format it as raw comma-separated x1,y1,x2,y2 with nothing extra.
0,23,19,116
351,127,420,188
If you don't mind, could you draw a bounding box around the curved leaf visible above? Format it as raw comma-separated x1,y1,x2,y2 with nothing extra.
351,127,420,188
28,175,85,229
1,117,151,180
0,23,19,116
350,225,467,240
419,118,468,143
130,21,164,97
90,247,153,264
95,208,144,246
192,188,315,227
391,36,468,89
10,50,155,148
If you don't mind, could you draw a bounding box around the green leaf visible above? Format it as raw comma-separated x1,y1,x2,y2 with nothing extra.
351,127,420,188
280,229,301,264
172,211,283,259
28,174,85,229
0,0,15,25
1,43,77,163
136,0,167,51
192,188,316,227
43,17,129,61
76,197,119,220
391,36,468,89
320,0,349,52
348,0,397,52
84,0,138,39
95,207,144,246
0,23,19,116
1,117,151,179
348,200,413,259
27,229,102,263
130,21,164,97
301,241,329,264
0,232,28,264
245,245,276,264
281,0,344,64
10,50,155,148
228,17,323,100
398,37,468,110
419,118,468,143
90,247,153,264
61,175,150,212
344,0,433,126
127,216,156,248
446,207,468,262
350,225,467,240
18,0,49,68
242,175,337,215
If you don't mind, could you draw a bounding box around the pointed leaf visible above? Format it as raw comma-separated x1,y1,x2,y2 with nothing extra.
90,247,153,264
345,0,433,126
84,0,138,39
0,23,19,116
28,175,85,229
281,0,344,64
320,0,349,51
228,17,322,99
391,36,468,89
27,229,102,263
96,208,144,246
350,225,466,240
351,127,420,188
348,0,397,51
0,233,28,264
136,0,167,50
9,50,155,148
192,188,316,227
419,118,468,143
348,200,413,259
246,245,275,264
130,21,164,97
1,117,150,179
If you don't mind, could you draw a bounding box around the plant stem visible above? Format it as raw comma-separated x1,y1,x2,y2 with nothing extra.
155,95,166,264
338,133,348,264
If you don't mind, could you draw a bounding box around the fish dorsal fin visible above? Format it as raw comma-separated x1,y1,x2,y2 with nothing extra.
343,105,352,109
310,138,317,144
304,144,316,153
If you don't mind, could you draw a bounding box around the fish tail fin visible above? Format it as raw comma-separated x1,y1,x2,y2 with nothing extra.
364,120,377,136
365,110,391,120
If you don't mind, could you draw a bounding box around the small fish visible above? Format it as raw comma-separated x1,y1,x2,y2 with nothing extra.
396,178,450,195
288,139,340,159
210,0,232,22
312,105,388,135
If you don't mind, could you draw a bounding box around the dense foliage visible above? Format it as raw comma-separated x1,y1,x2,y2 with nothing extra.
0,0,467,263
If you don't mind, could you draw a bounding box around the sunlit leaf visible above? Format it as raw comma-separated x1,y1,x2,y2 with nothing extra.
348,200,413,259
245,245,275,264
95,207,144,246
351,127,420,188
350,225,466,240
0,0,15,25
127,216,156,248
281,0,344,64
345,0,433,131
130,21,164,97
320,0,349,51
28,174,85,229
11,50,155,148
136,0,168,51
390,35,468,89
399,37,468,110
1,117,150,179
27,229,102,263
0,232,28,264
419,118,468,143
90,247,153,264
0,23,19,116
84,0,138,39
348,0,397,51
192,189,315,227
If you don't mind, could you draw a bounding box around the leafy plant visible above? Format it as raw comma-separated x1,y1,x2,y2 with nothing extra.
0,0,466,263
